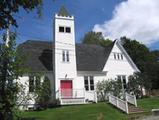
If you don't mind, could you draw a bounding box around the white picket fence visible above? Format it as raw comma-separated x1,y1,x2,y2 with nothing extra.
108,93,137,114
109,94,129,114
125,93,137,107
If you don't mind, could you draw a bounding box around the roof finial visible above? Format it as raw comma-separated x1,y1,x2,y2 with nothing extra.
58,6,71,17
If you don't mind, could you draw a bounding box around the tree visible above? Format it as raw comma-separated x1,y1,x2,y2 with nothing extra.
82,31,112,47
121,37,151,72
96,79,122,100
0,0,43,29
0,32,22,120
127,73,152,97
121,37,159,90
96,80,113,101
0,1,54,119
35,76,51,109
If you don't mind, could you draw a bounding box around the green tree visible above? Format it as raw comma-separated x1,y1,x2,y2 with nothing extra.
96,80,113,101
0,32,22,120
121,37,151,72
82,31,112,47
121,37,158,90
0,1,55,119
96,79,122,100
0,0,43,29
127,73,151,97
35,76,51,109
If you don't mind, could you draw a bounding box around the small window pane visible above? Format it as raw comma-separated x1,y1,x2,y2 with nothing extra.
66,27,71,33
122,76,126,89
114,53,116,59
84,76,88,84
59,27,64,32
29,76,34,92
66,51,69,62
117,76,121,81
117,53,120,59
121,54,123,60
84,76,89,91
90,76,94,84
62,50,65,62
35,76,40,89
90,85,94,90
85,86,89,91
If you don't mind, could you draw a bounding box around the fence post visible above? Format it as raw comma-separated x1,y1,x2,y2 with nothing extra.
116,97,118,107
134,95,137,107
125,101,129,114
125,94,129,114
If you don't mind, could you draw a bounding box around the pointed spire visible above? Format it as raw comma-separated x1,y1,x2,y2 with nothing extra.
58,6,71,17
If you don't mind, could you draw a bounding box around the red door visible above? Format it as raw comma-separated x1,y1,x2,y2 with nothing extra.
60,80,72,98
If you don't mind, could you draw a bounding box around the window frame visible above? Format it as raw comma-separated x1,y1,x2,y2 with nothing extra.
62,50,70,62
59,26,65,32
29,76,41,92
84,76,94,91
117,75,127,89
66,27,71,33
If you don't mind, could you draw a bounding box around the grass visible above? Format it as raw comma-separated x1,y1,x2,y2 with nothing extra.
138,97,159,110
21,97,159,120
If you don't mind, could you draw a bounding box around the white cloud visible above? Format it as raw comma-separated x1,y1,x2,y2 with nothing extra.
93,0,159,45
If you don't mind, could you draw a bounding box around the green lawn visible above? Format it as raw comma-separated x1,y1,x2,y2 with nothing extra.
21,97,159,120
138,97,159,110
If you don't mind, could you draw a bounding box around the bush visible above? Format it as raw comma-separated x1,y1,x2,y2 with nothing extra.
47,99,61,108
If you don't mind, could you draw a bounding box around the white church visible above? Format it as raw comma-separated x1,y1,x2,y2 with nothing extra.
18,6,139,109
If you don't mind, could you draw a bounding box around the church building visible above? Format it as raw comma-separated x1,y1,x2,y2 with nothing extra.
18,6,139,109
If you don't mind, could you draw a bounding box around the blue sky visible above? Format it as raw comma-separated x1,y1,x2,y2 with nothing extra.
12,0,159,50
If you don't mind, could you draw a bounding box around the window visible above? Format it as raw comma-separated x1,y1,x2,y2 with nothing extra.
62,50,65,62
117,53,120,59
84,76,94,91
114,53,116,59
59,26,64,32
29,76,34,92
62,50,69,62
84,76,89,91
121,54,123,60
114,52,124,60
59,26,71,33
66,27,71,33
90,76,94,90
66,51,69,62
29,76,41,92
117,75,127,89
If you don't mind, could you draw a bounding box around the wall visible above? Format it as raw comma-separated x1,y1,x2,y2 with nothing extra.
17,72,54,110
54,14,77,98
103,43,136,82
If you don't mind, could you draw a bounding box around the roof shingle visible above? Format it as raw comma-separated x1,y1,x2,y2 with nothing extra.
18,40,115,72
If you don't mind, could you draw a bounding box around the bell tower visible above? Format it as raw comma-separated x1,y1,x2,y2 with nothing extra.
53,6,77,98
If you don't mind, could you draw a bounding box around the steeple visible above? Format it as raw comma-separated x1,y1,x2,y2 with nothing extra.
58,6,71,17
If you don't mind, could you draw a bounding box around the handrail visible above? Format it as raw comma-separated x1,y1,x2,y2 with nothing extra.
109,94,129,114
126,93,137,107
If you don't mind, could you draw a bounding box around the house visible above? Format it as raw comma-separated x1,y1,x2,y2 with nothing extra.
18,6,139,109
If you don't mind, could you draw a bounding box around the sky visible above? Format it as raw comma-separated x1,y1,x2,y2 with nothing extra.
10,0,159,50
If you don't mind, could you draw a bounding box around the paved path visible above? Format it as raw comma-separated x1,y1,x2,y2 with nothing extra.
139,115,159,120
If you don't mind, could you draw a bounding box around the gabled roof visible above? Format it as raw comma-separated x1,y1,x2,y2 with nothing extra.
18,40,115,72
115,40,140,72
58,6,71,17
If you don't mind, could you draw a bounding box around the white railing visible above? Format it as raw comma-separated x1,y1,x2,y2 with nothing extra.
58,89,85,105
59,89,85,99
109,94,129,114
126,93,137,107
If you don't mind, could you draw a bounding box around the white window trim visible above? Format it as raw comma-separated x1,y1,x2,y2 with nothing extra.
59,26,71,33
62,50,70,62
84,76,94,91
